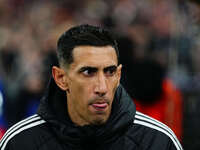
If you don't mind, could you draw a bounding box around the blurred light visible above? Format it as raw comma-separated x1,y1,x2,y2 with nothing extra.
0,91,3,116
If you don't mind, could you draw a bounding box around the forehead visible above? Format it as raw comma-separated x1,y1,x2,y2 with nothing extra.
70,46,118,69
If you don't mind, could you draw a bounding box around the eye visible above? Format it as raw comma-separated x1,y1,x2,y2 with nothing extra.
104,66,117,76
79,67,97,77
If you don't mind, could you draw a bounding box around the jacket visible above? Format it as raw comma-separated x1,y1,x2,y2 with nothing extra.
0,78,183,150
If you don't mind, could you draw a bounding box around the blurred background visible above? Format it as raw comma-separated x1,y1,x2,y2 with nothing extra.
0,0,200,149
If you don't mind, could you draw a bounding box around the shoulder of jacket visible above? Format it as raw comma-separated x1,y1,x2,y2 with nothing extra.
133,111,183,150
0,114,46,150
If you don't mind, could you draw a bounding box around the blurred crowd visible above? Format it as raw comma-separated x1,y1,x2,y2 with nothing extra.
0,0,200,149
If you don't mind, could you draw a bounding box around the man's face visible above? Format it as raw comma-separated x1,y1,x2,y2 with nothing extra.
65,45,121,126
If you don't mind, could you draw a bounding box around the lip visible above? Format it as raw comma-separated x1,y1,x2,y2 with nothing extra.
91,102,108,111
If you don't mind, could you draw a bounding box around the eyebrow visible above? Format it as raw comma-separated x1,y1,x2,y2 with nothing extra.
78,65,118,73
78,66,98,73
103,65,117,72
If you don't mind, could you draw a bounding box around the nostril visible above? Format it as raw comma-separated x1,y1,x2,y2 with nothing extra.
99,92,106,97
95,91,106,97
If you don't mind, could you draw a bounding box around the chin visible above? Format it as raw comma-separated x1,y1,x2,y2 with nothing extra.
92,120,106,125
91,116,109,125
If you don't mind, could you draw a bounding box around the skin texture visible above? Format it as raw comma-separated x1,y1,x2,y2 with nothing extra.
52,45,122,126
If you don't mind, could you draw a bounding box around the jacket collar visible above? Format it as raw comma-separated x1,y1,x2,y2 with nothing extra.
37,78,136,147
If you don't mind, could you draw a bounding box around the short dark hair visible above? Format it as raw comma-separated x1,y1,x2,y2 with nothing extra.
57,24,119,67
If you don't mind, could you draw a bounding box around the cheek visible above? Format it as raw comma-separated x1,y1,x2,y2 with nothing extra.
70,80,92,104
107,77,119,95
109,75,119,87
72,84,89,112
78,81,93,96
69,76,85,94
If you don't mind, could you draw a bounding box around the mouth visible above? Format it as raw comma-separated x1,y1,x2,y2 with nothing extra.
90,101,109,111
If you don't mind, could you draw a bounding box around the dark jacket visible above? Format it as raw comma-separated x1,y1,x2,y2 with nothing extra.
0,79,183,150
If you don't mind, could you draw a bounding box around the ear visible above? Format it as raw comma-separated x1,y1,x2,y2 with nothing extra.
52,66,69,91
117,64,122,86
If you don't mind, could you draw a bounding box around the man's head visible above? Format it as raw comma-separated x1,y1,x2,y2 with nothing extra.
52,24,122,126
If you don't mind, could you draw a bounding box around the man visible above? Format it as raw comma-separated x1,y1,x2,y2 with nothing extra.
0,24,183,150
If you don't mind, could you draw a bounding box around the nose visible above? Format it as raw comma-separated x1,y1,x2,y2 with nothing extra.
94,73,108,96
